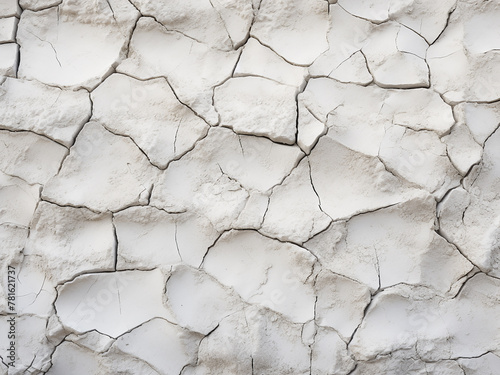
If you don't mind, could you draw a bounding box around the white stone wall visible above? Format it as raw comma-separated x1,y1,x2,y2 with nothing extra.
1,0,500,373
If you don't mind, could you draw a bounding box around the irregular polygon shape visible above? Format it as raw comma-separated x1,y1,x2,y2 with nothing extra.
0,0,21,16
297,103,326,154
117,17,239,125
311,327,355,375
16,258,57,317
151,127,302,229
183,311,253,375
442,123,483,175
24,202,115,282
42,122,158,212
0,173,39,227
46,342,102,375
234,38,307,87
0,17,18,42
130,0,252,50
308,135,420,220
115,206,219,269
0,315,53,371
427,1,500,102
0,43,18,77
314,271,370,340
56,269,172,337
0,78,91,146
459,353,500,375
362,22,429,88
251,0,329,65
203,230,316,323
337,0,391,23
115,318,202,375
350,275,500,361
215,76,297,144
390,0,456,44
329,51,373,85
92,74,208,169
233,191,269,230
0,130,67,185
309,5,373,78
459,102,500,145
379,125,461,193
19,0,60,11
261,159,331,244
17,1,138,89
249,307,311,375
166,266,243,335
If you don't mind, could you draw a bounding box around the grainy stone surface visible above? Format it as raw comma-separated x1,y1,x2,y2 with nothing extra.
1,0,500,373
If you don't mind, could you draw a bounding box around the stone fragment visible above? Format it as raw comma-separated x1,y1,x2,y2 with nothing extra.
439,128,500,277
47,340,163,375
296,103,326,154
166,266,243,335
250,307,311,375
0,78,91,147
117,17,239,125
0,0,21,16
459,352,500,375
0,130,67,185
233,191,269,230
0,43,18,77
151,127,302,230
182,311,253,375
261,158,331,244
42,122,158,212
350,275,500,361
309,5,372,80
114,318,202,375
314,271,370,340
19,0,61,11
24,202,115,283
442,123,483,175
379,125,461,194
214,76,298,144
308,134,420,220
130,0,253,50
115,206,219,269
92,74,208,169
456,102,500,145
55,269,173,337
203,230,316,323
251,0,329,65
0,17,17,42
233,38,307,87
17,0,139,89
301,78,454,157
329,51,373,85
362,22,429,88
0,315,53,372
311,327,355,375
66,331,114,353
234,38,307,87
390,0,457,44
0,172,39,228
16,258,57,317
427,1,500,102
306,195,472,292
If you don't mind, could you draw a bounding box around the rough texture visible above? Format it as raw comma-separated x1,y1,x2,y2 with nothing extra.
2,0,500,373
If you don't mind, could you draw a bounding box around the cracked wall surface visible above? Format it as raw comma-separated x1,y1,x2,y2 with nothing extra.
1,0,500,373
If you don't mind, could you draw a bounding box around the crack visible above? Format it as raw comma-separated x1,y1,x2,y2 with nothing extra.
174,222,182,262
103,0,116,22
207,0,234,50
112,215,118,271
